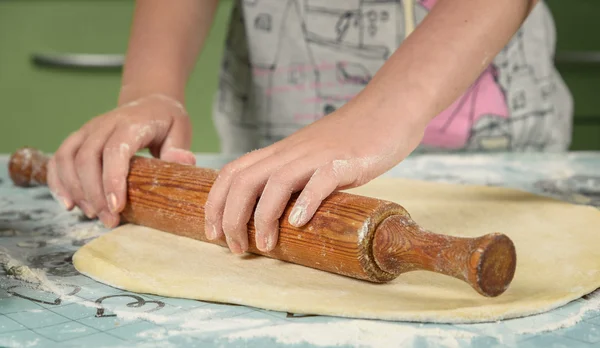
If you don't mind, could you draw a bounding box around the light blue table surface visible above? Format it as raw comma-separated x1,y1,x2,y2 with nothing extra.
1,152,599,348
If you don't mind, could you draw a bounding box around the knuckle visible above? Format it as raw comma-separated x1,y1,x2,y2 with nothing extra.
53,149,71,166
254,209,275,227
313,164,336,183
230,172,251,191
268,169,292,188
74,151,89,167
124,121,140,133
74,145,98,167
321,162,337,175
103,142,130,162
219,163,238,179
125,122,153,143
221,219,241,235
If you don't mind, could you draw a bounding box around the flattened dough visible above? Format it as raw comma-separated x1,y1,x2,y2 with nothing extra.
73,178,600,323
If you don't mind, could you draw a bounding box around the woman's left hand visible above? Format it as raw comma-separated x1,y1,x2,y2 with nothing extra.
203,97,426,254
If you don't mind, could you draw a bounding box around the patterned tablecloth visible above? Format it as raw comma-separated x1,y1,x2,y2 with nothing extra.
0,152,599,348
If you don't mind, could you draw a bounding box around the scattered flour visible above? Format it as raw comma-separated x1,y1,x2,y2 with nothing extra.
0,338,40,348
114,341,177,348
113,310,173,324
67,224,104,240
0,251,60,294
356,217,371,243
100,307,229,334
0,249,88,304
125,304,477,348
227,320,476,348
69,298,101,310
46,223,104,247
517,291,600,335
136,311,270,341
140,318,271,341
124,292,600,347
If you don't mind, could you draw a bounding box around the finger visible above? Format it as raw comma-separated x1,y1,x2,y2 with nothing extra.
160,148,196,166
74,125,116,225
203,147,276,243
253,159,320,252
47,157,73,210
146,100,188,158
221,171,265,254
160,117,194,165
54,132,90,216
221,148,319,253
102,121,169,218
146,118,195,165
219,156,282,253
221,153,298,254
289,159,361,227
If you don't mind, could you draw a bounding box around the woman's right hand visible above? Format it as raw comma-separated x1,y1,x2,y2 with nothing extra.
47,94,196,228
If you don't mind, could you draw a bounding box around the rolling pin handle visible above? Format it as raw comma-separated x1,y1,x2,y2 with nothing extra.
8,147,49,187
373,215,516,297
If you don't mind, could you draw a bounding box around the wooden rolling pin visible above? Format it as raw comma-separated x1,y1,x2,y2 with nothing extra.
8,147,516,297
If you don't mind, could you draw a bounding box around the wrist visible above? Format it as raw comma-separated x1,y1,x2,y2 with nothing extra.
118,93,188,119
117,64,187,106
349,81,431,137
117,83,186,107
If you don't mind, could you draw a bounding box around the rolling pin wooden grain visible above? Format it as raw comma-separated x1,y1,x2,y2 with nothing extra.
9,147,517,297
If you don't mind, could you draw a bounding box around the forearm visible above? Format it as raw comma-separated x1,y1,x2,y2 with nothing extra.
118,0,219,105
355,0,539,130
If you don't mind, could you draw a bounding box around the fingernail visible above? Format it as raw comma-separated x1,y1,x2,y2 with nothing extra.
50,191,71,210
289,205,306,227
266,233,276,251
62,198,73,210
206,223,216,240
79,201,96,219
107,193,118,213
226,236,242,254
256,233,266,251
99,211,119,228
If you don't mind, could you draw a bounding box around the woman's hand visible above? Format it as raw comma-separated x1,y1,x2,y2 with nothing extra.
204,97,426,254
47,94,195,227
202,0,539,255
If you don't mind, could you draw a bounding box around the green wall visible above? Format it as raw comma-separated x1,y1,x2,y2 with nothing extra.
546,0,600,150
0,0,232,154
0,0,598,154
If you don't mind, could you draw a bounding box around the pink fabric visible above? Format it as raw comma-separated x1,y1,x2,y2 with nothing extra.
421,67,509,148
417,0,509,149
419,0,437,10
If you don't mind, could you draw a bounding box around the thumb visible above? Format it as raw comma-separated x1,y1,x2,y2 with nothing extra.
159,119,196,166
